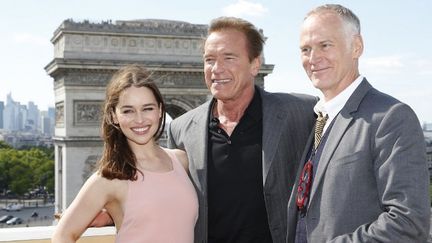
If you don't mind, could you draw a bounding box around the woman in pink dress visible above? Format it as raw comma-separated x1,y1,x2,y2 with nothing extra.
52,64,198,243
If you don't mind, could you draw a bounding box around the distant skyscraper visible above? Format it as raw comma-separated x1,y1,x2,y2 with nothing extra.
42,116,51,135
48,107,55,121
18,104,27,131
48,107,55,135
27,101,40,131
4,93,19,131
2,94,48,133
0,101,4,129
3,93,36,132
40,110,54,136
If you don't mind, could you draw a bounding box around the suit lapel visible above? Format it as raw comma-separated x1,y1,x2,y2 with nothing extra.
188,101,211,193
308,113,352,204
308,79,373,205
260,88,286,184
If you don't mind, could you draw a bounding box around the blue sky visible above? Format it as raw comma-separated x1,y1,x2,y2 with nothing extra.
1,0,431,123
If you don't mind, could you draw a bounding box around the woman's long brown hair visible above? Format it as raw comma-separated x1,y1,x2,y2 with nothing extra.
98,64,166,180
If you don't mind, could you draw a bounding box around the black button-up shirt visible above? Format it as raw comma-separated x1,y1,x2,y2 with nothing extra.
207,89,273,243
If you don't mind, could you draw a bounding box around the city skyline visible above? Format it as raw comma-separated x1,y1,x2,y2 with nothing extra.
0,93,55,136
1,0,431,123
0,93,54,111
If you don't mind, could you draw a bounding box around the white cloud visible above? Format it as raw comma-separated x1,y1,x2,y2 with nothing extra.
414,59,432,75
360,55,404,75
12,33,50,47
222,0,268,17
360,55,432,77
361,55,404,69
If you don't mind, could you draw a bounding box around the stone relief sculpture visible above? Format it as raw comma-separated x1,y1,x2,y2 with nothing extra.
55,102,64,127
74,101,103,125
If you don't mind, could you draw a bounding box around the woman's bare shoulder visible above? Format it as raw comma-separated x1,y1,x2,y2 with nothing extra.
88,172,128,198
165,148,189,172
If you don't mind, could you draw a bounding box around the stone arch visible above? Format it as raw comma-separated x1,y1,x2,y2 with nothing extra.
165,97,200,119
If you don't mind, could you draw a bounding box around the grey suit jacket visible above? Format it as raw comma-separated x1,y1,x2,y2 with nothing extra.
287,79,430,242
168,86,317,243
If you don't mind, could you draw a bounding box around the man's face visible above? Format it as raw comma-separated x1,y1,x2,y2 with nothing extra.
300,12,363,100
203,29,260,102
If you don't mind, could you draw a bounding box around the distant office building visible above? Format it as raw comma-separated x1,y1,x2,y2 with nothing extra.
18,104,27,131
40,110,54,136
48,107,55,120
27,101,40,132
4,93,19,131
2,93,47,133
0,101,4,129
48,107,55,135
42,116,50,135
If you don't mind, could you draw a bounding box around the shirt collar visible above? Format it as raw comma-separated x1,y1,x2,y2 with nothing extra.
314,75,364,131
209,87,262,126
245,87,262,123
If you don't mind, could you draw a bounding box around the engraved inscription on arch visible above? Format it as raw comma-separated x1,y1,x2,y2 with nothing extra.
65,72,113,86
111,37,120,47
64,34,202,56
155,72,204,87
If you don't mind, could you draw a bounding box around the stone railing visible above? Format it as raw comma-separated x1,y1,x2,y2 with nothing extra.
0,226,115,243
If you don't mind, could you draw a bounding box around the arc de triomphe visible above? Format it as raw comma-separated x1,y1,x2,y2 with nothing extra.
45,19,274,213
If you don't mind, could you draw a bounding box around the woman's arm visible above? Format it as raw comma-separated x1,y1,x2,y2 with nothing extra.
51,173,112,243
172,148,189,173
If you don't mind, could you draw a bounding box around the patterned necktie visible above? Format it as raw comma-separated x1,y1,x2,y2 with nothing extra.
314,112,328,150
296,112,330,211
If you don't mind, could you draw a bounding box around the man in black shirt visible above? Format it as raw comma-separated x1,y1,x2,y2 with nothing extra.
168,17,316,243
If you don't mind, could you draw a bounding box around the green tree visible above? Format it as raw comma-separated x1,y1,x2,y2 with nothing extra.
0,146,54,197
9,157,32,196
0,141,12,149
27,148,54,193
0,149,13,194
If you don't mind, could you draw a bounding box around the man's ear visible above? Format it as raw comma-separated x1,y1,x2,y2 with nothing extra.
251,56,262,76
352,35,364,59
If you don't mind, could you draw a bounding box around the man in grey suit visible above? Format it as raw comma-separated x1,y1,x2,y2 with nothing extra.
168,17,316,243
287,4,430,242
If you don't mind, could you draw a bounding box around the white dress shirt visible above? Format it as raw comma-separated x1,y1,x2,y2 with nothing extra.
314,75,364,134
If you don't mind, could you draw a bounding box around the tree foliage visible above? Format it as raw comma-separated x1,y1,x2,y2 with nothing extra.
0,145,54,198
0,141,12,149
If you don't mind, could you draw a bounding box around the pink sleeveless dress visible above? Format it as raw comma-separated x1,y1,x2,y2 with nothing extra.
115,150,198,243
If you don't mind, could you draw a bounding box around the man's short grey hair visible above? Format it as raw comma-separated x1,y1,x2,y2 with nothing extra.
305,4,361,36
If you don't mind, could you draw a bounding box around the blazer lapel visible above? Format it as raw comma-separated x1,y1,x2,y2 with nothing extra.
308,78,373,205
260,88,287,184
289,130,314,204
188,101,211,193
